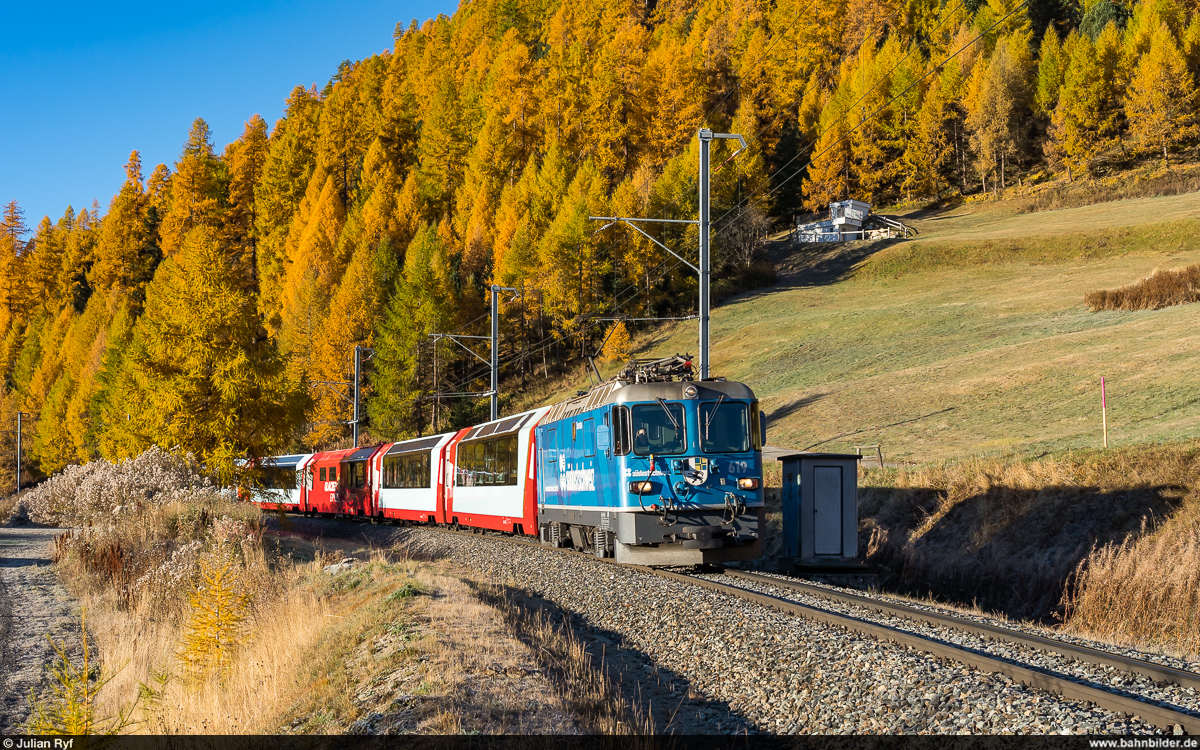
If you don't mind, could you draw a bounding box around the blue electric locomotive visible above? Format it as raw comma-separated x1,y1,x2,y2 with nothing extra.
535,356,765,565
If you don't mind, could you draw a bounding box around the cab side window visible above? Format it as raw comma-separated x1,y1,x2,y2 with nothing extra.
319,467,327,482
583,417,596,458
612,406,631,455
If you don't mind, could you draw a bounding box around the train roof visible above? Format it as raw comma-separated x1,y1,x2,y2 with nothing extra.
261,453,311,469
544,378,757,424
458,406,549,444
308,446,380,463
384,432,455,456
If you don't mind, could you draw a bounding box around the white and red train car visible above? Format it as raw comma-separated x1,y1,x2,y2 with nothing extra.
248,406,551,536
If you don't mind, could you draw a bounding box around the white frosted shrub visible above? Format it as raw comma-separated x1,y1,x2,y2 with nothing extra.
23,446,220,526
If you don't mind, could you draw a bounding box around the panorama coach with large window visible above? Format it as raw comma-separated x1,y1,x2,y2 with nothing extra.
246,356,765,567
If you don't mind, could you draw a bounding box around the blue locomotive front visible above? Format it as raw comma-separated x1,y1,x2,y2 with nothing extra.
535,363,765,565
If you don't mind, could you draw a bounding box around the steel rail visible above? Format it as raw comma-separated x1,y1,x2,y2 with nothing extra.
644,568,1199,734
724,569,1200,694
305,518,1200,733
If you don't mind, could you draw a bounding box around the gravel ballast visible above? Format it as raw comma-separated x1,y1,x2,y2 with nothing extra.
701,572,1200,724
401,527,1165,735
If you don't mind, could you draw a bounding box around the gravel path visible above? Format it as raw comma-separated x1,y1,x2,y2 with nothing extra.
397,527,1164,735
702,572,1200,724
0,527,79,731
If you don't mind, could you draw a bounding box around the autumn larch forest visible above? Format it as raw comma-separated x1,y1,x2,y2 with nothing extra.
0,0,1197,483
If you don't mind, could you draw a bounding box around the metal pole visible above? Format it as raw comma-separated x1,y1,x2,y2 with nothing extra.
698,129,712,380
1101,376,1108,449
490,286,499,421
15,411,22,494
352,346,361,446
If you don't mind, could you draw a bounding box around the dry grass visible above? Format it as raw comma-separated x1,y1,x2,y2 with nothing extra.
281,553,620,735
49,495,326,734
1063,504,1200,656
1085,264,1200,312
858,442,1200,625
87,562,330,733
472,582,652,735
38,448,646,735
0,493,16,523
54,504,644,735
1014,164,1200,215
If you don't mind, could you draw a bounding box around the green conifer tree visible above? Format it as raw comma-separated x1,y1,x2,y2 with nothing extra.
1035,26,1068,116
110,226,308,480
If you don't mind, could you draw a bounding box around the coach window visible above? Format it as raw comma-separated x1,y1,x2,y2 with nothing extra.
631,402,687,456
495,438,509,484
270,468,296,489
346,461,365,489
384,453,431,489
475,442,487,485
457,436,518,487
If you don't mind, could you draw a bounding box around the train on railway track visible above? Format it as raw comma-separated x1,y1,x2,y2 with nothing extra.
248,356,766,566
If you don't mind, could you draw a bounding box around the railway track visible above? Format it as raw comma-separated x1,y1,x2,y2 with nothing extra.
652,568,1200,734
419,525,1200,734
294,517,1197,733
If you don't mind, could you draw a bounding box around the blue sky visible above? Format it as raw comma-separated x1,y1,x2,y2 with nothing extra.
1,0,456,233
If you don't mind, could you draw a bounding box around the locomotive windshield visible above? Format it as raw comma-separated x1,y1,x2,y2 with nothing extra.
699,400,751,453
631,402,687,455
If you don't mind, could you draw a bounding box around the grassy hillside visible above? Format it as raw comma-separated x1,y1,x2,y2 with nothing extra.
542,189,1200,463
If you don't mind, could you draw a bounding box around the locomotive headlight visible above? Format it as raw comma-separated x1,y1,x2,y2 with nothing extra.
629,480,656,495
737,477,761,490
683,384,698,399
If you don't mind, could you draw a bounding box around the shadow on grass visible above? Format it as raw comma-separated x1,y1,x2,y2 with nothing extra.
463,578,757,736
765,392,829,423
861,481,1186,623
754,237,903,294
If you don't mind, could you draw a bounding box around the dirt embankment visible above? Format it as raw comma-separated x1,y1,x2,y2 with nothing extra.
0,527,79,731
856,443,1200,646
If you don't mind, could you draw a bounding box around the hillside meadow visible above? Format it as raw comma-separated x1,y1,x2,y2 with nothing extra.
533,187,1200,648
557,189,1200,463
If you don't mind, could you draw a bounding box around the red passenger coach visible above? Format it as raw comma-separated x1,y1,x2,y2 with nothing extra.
305,445,387,516
445,407,550,535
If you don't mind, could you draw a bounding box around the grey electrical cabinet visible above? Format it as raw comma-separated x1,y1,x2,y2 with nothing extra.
779,453,861,562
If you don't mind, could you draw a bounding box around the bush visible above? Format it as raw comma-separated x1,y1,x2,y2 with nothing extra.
22,446,219,527
1014,165,1200,214
178,548,253,677
1084,264,1200,311
38,447,265,614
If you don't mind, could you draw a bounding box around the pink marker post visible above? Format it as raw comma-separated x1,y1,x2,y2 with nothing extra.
1101,377,1108,449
